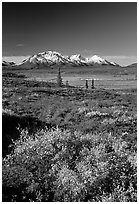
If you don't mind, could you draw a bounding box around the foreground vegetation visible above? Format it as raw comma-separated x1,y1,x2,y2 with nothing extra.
2,71,137,201
3,128,137,202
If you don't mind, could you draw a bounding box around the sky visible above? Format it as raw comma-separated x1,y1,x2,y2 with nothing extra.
2,2,137,66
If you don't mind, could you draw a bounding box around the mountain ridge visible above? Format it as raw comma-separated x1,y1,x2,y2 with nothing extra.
2,60,16,67
17,51,121,68
3,51,136,68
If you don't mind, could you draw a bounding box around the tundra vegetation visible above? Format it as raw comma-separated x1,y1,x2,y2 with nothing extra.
2,67,137,202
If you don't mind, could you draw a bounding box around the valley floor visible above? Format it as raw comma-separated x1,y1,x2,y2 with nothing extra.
2,68,137,201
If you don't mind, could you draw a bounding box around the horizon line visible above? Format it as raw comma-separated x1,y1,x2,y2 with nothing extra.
2,54,137,67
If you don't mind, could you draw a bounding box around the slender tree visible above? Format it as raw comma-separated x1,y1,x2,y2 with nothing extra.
57,67,63,87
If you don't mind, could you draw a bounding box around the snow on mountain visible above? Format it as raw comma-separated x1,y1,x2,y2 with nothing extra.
19,51,120,68
2,60,16,66
20,51,69,68
38,51,68,64
110,61,120,66
86,55,109,65
69,54,87,65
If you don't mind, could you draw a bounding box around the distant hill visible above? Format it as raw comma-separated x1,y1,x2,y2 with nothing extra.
125,63,137,68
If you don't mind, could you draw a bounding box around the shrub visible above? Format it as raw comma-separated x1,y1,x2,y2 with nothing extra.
3,128,137,201
2,110,45,157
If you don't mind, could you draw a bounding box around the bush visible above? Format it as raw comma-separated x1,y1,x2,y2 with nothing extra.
2,110,45,157
3,127,137,201
3,129,137,202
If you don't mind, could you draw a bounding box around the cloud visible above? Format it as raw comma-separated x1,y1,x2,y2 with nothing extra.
2,56,30,64
16,44,24,47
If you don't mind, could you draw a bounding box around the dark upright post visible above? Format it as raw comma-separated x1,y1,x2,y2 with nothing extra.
91,79,94,89
66,80,69,87
85,79,88,89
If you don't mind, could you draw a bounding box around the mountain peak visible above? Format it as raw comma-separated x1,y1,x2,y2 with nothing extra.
87,55,108,65
18,50,120,68
70,54,82,60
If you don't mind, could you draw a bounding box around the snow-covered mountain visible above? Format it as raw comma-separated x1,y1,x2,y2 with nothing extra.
18,51,120,68
86,55,109,65
2,60,16,66
21,51,68,68
68,54,87,65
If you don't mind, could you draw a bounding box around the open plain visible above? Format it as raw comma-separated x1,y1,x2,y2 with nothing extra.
2,64,137,201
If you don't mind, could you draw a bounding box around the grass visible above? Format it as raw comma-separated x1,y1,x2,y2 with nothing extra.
2,68,137,201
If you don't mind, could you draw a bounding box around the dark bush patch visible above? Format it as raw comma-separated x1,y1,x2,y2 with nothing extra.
2,112,51,157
